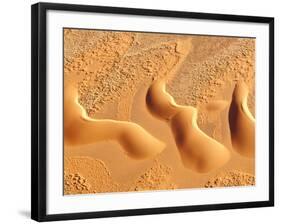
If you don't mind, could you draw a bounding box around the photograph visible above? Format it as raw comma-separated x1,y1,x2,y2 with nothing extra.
30,2,274,221
0,0,278,224
63,29,256,195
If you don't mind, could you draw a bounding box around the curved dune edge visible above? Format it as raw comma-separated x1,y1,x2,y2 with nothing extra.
64,85,165,160
229,81,255,158
205,170,255,188
146,80,230,173
64,156,176,195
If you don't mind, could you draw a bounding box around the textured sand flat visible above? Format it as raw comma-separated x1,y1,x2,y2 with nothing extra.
65,31,191,118
64,29,255,195
64,156,176,194
205,170,255,187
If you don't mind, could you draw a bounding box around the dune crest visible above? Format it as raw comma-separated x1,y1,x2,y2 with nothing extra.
146,80,230,173
229,81,255,157
64,85,165,159
146,79,178,120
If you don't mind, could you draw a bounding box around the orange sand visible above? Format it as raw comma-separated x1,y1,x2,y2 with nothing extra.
64,84,165,159
229,82,255,157
205,170,255,187
63,29,255,195
146,80,230,173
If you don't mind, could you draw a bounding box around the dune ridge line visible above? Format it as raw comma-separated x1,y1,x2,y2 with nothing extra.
146,79,231,173
64,84,165,159
229,81,255,157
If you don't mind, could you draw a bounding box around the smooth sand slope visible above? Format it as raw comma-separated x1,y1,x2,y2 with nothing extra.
229,81,255,157
146,79,230,173
64,84,165,159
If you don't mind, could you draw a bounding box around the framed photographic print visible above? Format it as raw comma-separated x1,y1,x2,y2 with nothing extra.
31,2,274,222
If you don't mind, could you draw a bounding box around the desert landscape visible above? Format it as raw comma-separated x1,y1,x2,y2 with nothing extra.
63,28,255,195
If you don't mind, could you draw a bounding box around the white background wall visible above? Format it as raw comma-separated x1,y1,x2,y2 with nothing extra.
0,0,279,223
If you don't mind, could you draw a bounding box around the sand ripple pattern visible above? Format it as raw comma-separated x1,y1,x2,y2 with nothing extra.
167,38,255,109
64,29,191,117
205,170,255,187
146,80,230,173
64,157,176,195
131,161,176,191
64,172,91,195
64,157,119,193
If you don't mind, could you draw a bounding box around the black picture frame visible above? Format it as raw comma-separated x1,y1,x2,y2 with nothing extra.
31,2,274,222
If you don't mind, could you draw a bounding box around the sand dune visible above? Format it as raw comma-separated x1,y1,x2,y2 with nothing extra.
146,80,179,120
229,81,255,157
64,84,165,159
146,80,230,173
64,29,255,194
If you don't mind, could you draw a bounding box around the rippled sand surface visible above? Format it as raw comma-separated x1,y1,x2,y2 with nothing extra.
63,29,255,195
